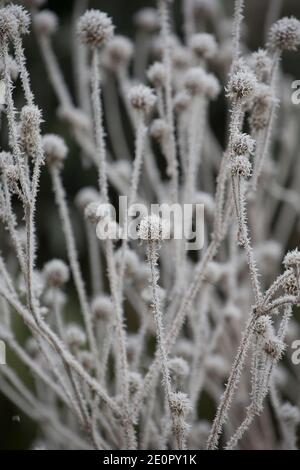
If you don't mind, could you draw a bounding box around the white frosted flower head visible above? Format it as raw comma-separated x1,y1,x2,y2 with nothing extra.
6,5,31,35
231,155,252,179
129,84,156,114
44,259,69,288
168,357,190,381
147,62,166,88
91,295,113,322
169,391,192,417
184,67,208,96
105,35,133,68
263,337,285,361
253,315,273,339
42,134,68,168
34,10,58,36
189,33,218,60
77,9,114,48
65,323,86,350
19,105,42,157
174,91,192,113
283,248,300,269
172,46,192,70
232,132,256,156
268,17,300,52
226,69,257,102
75,187,100,212
134,8,159,33
138,215,169,241
150,119,170,142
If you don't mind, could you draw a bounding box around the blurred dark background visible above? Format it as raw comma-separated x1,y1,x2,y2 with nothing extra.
0,0,300,449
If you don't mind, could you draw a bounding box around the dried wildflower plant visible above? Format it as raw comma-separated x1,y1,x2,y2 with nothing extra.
0,0,300,451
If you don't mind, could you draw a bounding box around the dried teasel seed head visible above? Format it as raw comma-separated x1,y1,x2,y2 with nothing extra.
42,134,68,168
263,337,285,361
230,155,252,179
268,17,300,52
33,10,58,36
147,62,166,88
189,33,218,60
253,315,273,338
75,187,100,212
77,9,114,48
232,132,256,156
19,105,42,157
249,83,276,131
282,270,298,295
43,259,70,288
134,8,159,33
169,391,192,417
138,214,169,241
226,69,257,102
91,295,113,322
129,84,156,114
283,248,300,269
65,323,86,350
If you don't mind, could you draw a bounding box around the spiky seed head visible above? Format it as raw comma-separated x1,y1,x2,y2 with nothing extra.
77,9,114,47
150,119,170,142
42,134,68,168
33,10,58,36
91,295,113,322
226,69,257,102
189,33,218,60
283,249,300,269
263,337,285,361
268,17,300,52
249,84,276,131
205,73,221,100
134,8,159,33
19,105,42,157
249,49,272,82
105,35,133,68
65,323,86,350
169,391,192,417
172,46,191,70
184,67,208,96
6,5,30,35
44,259,69,288
75,187,100,212
253,315,273,338
0,151,14,170
231,155,252,179
138,215,168,241
84,202,101,224
147,62,166,88
232,132,256,156
174,91,192,113
129,84,156,114
0,8,18,40
282,270,298,295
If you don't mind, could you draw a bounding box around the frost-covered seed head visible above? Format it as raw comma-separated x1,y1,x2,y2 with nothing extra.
33,10,58,36
105,35,133,67
113,160,132,182
0,56,19,81
91,295,113,322
232,132,256,156
19,105,42,156
57,106,90,132
0,8,18,40
168,357,189,380
6,5,30,35
184,67,208,96
249,49,272,82
169,392,192,417
174,91,191,113
253,315,273,338
129,84,156,114
283,249,300,269
205,73,221,100
268,17,300,52
172,46,191,70
147,62,166,88
42,134,68,168
227,70,257,102
190,33,218,60
75,187,100,212
249,84,276,131
77,10,114,48
65,324,86,349
138,215,168,241
0,151,14,170
44,259,69,288
134,8,159,33
150,119,170,142
231,155,252,179
263,337,285,361
282,270,298,296
84,202,101,224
